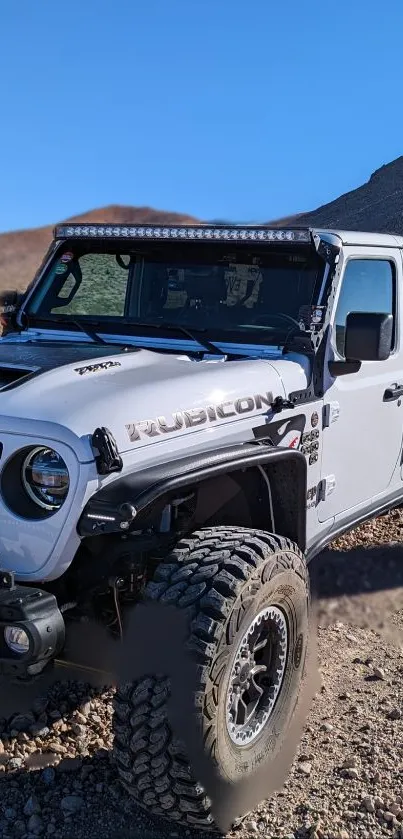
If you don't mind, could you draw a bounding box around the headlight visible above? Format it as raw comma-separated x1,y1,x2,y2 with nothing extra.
4,625,30,654
22,447,69,511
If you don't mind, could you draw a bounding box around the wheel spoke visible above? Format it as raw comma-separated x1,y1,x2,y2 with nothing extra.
230,690,241,720
236,695,249,726
249,664,266,680
253,637,268,653
246,673,264,717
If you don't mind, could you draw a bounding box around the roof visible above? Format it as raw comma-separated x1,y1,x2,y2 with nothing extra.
53,222,403,249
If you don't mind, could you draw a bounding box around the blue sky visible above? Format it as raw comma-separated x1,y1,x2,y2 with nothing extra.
1,0,402,233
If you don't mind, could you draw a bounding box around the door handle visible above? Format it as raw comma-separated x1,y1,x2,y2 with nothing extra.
383,384,403,401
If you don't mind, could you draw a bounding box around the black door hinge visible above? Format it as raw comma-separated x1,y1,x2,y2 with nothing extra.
271,396,296,414
92,427,123,476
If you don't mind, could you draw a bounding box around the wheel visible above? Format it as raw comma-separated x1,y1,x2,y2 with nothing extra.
113,526,310,829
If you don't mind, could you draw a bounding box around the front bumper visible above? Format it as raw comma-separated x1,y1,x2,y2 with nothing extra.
0,570,65,678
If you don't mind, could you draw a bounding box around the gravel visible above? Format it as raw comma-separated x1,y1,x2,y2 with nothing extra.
1,509,403,839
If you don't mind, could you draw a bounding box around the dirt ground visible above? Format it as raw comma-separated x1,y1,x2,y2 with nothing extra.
1,510,403,839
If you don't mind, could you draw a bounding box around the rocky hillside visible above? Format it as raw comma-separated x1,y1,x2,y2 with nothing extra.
271,156,403,233
0,205,198,294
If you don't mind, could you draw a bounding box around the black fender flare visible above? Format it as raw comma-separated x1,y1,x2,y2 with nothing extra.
77,443,307,549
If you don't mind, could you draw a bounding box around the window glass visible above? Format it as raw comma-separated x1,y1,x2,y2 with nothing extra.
46,254,129,317
334,259,394,356
27,245,325,347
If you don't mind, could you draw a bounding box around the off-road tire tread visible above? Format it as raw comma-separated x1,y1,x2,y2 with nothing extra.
113,526,307,829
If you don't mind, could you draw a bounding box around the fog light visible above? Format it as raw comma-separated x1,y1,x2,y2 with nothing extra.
4,625,30,654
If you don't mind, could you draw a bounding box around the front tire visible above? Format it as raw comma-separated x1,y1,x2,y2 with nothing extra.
113,526,310,829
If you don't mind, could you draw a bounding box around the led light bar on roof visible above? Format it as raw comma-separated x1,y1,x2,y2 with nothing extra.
54,223,311,244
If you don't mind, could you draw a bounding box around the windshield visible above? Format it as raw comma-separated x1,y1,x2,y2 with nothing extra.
25,242,324,347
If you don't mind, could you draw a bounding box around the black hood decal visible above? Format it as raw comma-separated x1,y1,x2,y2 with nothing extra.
0,341,129,391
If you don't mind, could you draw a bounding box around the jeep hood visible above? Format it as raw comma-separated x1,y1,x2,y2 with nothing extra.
0,340,310,458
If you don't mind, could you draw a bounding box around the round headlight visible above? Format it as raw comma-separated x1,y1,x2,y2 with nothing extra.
22,447,69,511
4,625,30,654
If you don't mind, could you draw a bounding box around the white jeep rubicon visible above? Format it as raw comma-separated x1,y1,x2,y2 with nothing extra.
0,222,400,828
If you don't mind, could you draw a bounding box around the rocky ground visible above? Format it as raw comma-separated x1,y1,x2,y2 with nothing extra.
1,511,403,839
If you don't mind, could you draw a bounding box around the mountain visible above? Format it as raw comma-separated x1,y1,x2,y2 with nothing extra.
3,156,403,294
270,156,403,232
0,205,198,294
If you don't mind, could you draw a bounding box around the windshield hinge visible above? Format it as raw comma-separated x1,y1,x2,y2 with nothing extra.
271,396,296,414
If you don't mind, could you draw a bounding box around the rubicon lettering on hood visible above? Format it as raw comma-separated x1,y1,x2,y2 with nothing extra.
126,391,274,442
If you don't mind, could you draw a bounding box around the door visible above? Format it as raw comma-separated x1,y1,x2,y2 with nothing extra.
318,247,403,522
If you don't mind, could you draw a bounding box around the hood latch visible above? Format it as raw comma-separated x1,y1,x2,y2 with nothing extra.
92,427,123,475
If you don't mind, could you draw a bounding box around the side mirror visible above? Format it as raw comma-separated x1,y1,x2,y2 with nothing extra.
0,289,22,335
345,311,393,361
329,312,393,377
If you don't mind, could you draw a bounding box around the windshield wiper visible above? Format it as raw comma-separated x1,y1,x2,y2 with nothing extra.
25,314,226,356
25,315,109,345
130,321,226,356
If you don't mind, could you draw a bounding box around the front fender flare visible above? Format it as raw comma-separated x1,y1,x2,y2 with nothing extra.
77,442,307,550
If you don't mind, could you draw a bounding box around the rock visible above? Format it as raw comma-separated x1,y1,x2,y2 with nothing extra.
42,767,56,785
71,722,86,737
4,808,17,820
363,796,375,813
61,795,84,814
24,796,42,817
13,820,26,837
46,742,66,755
32,697,49,716
73,712,88,725
79,702,91,717
373,667,385,680
297,761,312,775
0,738,4,753
30,724,50,737
244,820,259,834
321,722,334,732
8,757,23,769
342,757,357,769
344,768,359,779
383,811,395,823
10,712,35,731
388,708,401,720
28,814,44,835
